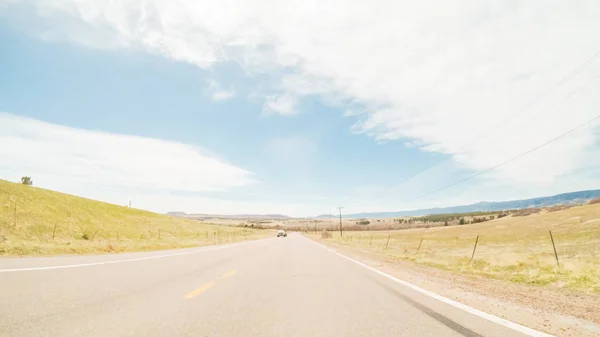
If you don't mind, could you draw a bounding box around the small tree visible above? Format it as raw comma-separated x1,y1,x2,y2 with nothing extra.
21,176,33,186
459,217,466,225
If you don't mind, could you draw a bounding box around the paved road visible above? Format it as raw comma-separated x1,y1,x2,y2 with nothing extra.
0,234,546,337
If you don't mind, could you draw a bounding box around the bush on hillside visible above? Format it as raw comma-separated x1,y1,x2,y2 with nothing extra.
588,198,600,205
548,205,572,212
513,208,541,217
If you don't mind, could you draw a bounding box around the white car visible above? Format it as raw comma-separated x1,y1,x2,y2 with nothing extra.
277,230,287,237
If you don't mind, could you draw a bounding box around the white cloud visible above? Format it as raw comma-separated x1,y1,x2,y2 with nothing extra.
3,0,600,205
262,94,297,116
0,113,330,215
211,90,234,101
0,113,255,193
206,79,234,101
342,110,360,117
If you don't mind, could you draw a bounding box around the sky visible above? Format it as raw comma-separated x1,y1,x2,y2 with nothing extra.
1,0,600,217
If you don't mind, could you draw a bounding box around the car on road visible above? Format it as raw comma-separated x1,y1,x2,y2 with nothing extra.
277,230,287,237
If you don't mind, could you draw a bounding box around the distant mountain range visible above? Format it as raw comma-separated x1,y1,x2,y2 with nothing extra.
166,212,291,220
316,189,600,219
167,189,600,220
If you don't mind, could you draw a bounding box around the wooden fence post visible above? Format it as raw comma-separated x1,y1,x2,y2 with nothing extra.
416,238,424,254
549,230,560,267
13,199,17,227
91,228,99,240
470,235,479,262
384,235,391,250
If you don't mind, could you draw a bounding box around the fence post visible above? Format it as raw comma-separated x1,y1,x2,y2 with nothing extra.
369,236,373,246
549,230,560,267
384,235,391,250
13,199,17,227
91,228,99,240
416,238,424,254
52,224,57,240
470,235,479,262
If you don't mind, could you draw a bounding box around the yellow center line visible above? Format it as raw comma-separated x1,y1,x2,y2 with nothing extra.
185,281,216,299
184,270,237,299
221,270,237,279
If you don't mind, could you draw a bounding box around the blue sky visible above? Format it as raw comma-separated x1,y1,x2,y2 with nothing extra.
1,1,600,216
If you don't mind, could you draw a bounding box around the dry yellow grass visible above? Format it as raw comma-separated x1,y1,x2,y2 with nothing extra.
0,179,269,256
314,204,600,293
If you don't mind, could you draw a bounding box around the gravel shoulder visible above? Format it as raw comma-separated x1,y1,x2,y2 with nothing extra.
312,237,600,337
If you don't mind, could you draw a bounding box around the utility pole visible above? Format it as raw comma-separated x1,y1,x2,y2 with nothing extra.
337,206,344,236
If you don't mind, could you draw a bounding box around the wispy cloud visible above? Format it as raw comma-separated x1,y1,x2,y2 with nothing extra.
262,94,297,116
0,113,255,193
3,0,600,208
206,79,234,101
211,90,234,101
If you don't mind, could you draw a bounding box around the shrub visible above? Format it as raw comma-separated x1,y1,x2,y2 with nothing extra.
588,198,600,205
21,176,33,185
321,229,332,239
548,205,572,212
513,208,541,217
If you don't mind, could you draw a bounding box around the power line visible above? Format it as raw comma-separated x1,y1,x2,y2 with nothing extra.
379,49,600,197
406,111,600,203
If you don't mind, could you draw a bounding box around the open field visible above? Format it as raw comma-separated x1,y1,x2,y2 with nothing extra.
197,211,514,232
310,203,600,293
0,179,269,256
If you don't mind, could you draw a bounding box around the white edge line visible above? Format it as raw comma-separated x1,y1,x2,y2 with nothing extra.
308,238,555,337
0,239,267,273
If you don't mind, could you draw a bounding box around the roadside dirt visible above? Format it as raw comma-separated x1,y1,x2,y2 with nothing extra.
316,238,600,337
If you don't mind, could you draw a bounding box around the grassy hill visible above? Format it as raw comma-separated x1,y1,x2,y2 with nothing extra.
315,203,600,293
0,179,267,256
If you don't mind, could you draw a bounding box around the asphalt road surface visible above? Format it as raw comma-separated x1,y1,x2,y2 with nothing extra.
0,233,551,337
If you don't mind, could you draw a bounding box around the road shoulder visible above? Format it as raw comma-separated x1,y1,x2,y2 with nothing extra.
306,235,600,337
